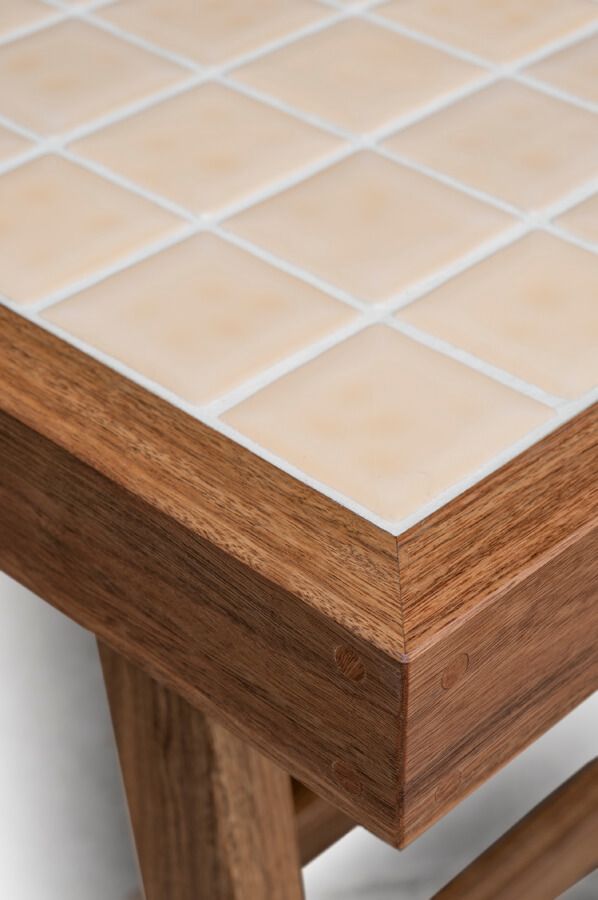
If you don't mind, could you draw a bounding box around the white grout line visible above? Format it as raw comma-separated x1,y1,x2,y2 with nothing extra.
26,221,200,313
513,72,598,115
387,319,564,408
29,290,597,538
61,148,198,220
25,306,401,533
0,9,65,48
0,112,40,143
365,9,497,69
367,9,598,74
387,389,598,536
545,220,598,256
61,73,208,144
0,144,47,177
203,315,370,417
56,0,346,76
380,223,530,312
213,224,370,312
42,0,117,8
195,141,353,224
0,0,595,534
376,145,522,217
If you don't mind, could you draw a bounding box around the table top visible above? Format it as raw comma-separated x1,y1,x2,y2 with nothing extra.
1,0,596,537
1,0,598,847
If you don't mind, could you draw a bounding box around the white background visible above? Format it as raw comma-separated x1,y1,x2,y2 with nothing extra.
0,572,596,900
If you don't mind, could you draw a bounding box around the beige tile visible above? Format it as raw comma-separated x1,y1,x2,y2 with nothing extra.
228,152,512,303
73,83,342,216
0,21,185,136
526,35,598,105
0,155,180,305
0,0,53,37
397,232,598,400
0,126,30,164
557,195,598,245
44,234,354,404
233,19,481,135
385,82,598,211
378,0,598,63
224,326,552,521
100,0,327,65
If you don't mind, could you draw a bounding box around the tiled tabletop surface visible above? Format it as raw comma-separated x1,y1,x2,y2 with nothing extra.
1,0,597,533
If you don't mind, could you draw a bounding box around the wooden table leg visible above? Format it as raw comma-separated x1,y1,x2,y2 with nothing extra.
434,758,598,900
98,642,304,900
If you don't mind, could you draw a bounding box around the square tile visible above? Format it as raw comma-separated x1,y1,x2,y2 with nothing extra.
72,83,343,216
0,155,180,305
397,232,598,400
233,19,481,135
556,195,598,245
44,234,354,404
378,0,598,63
0,21,186,136
385,82,598,211
0,125,30,164
227,152,512,303
0,0,53,38
224,326,552,521
526,34,598,105
100,0,327,66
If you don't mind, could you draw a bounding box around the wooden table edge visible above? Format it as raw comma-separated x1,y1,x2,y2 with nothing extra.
1,306,597,844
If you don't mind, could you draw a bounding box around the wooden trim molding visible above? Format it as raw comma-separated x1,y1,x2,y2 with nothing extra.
0,405,402,841
99,641,305,900
434,758,598,899
293,782,355,865
397,402,598,650
401,524,598,844
1,305,597,844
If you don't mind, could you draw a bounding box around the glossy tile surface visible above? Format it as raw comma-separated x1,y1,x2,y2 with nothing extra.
228,152,511,303
45,234,354,404
233,20,481,134
224,326,551,520
0,156,179,305
378,0,598,63
0,1,596,531
526,34,598,105
100,0,327,66
385,82,598,211
0,126,29,164
557,195,598,246
0,0,53,38
0,21,185,136
397,233,598,400
73,83,342,216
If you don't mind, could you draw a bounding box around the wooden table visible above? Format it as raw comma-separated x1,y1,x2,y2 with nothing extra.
0,1,597,897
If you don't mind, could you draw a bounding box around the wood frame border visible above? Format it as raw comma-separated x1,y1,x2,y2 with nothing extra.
1,305,597,844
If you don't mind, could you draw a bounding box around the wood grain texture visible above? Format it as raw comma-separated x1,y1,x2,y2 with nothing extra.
1,305,597,844
0,406,402,842
434,758,598,899
98,642,304,900
401,525,598,845
293,783,355,865
398,403,598,649
0,307,402,655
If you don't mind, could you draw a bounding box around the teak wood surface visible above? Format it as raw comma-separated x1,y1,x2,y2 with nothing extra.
1,305,597,844
98,641,304,900
434,757,598,899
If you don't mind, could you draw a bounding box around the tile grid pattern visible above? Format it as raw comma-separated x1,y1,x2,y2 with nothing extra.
0,0,596,533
